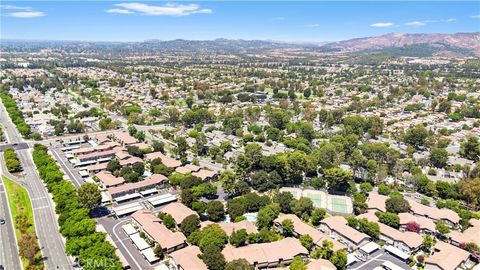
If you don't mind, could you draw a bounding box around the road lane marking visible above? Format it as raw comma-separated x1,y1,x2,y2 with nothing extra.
33,205,50,210
31,196,48,201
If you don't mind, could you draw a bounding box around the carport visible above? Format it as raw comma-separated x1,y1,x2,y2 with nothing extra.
347,253,358,267
360,242,380,255
384,245,409,261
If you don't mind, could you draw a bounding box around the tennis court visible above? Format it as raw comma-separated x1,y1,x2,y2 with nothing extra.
303,191,327,209
330,196,348,213
279,187,353,214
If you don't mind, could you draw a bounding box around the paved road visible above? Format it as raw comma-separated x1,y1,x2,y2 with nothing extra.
0,99,74,270
0,142,30,151
0,174,22,270
18,150,74,269
50,145,85,188
97,217,150,270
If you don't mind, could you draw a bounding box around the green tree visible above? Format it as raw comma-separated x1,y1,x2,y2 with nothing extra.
299,234,314,251
175,136,188,160
292,197,314,220
289,256,306,270
192,183,217,198
458,177,480,208
189,224,228,251
106,159,121,173
77,183,101,210
4,148,22,173
256,203,280,229
385,195,410,214
281,219,294,236
180,214,200,237
274,192,294,214
220,171,238,195
330,250,347,270
153,244,164,259
235,154,253,179
459,135,480,161
310,208,326,226
358,218,380,238
206,201,225,222
159,213,176,230
151,140,165,153
435,181,455,199
323,167,353,193
245,143,263,169
360,182,373,193
404,124,429,149
200,245,226,270
225,259,254,270
378,183,391,196
227,200,246,221
181,188,195,207
251,170,272,192
436,220,450,235
378,212,400,228
430,147,449,168
268,110,290,130
423,235,435,253
229,229,248,247
132,162,145,175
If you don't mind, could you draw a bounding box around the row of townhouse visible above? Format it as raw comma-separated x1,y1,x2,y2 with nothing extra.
366,193,460,228
131,209,187,254
358,212,423,254
318,216,370,250
273,214,346,251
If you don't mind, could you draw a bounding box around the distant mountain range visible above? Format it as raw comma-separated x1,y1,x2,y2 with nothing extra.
320,32,480,57
2,32,479,57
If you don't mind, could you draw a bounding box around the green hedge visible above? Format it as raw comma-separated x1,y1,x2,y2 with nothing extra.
0,88,31,137
32,144,123,270
3,147,22,173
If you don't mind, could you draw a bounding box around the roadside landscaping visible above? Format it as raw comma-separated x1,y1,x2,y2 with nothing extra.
32,144,123,270
3,147,23,173
2,175,44,270
0,87,31,137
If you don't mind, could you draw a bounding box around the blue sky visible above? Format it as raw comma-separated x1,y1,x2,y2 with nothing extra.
1,1,479,42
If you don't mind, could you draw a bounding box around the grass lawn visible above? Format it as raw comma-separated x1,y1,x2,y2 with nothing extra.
264,87,306,99
2,175,43,269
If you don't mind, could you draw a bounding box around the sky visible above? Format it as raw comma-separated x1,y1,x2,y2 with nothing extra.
1,1,479,42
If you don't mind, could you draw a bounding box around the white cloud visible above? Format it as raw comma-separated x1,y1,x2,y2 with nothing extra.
472,14,480,19
110,2,212,16
405,21,426,26
304,24,320,28
106,8,134,14
1,5,45,18
370,22,394,27
0,5,32,10
8,11,45,18
425,18,456,23
404,18,456,27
